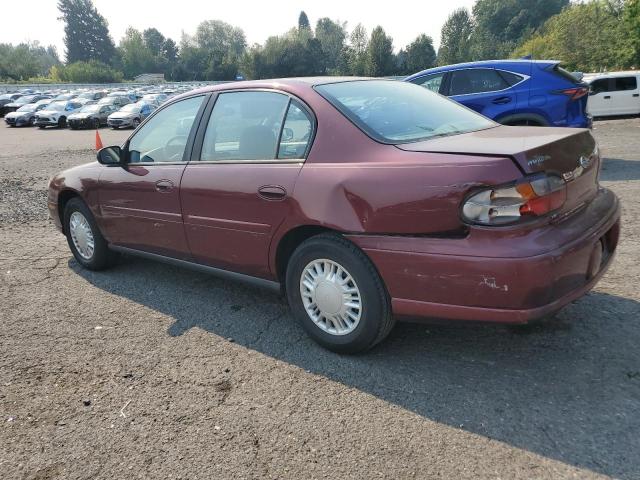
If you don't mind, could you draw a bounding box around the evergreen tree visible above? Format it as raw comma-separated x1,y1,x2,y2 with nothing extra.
405,34,436,73
437,8,473,65
298,11,311,30
57,0,116,64
365,26,395,76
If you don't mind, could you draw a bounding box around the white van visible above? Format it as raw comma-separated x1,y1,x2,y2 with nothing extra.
586,71,640,117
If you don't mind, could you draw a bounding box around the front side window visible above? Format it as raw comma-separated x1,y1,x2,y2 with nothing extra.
201,91,289,161
128,95,204,163
449,69,509,95
411,73,444,93
612,77,637,91
316,80,495,144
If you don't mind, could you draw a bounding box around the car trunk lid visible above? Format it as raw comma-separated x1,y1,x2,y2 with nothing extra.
396,125,600,218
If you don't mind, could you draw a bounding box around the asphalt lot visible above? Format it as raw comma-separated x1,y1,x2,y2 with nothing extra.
1,119,639,479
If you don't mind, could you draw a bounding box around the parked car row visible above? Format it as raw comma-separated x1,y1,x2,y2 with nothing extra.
3,84,197,129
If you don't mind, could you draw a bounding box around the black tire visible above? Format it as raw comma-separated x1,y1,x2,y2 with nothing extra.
38,125,45,129
93,118,100,129
285,234,394,353
111,126,119,130
132,118,140,128
58,116,66,128
63,197,117,271
29,117,35,126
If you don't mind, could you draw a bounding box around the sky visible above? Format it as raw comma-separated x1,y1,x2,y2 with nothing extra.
0,0,476,60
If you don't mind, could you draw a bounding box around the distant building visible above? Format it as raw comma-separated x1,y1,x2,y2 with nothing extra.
133,73,165,84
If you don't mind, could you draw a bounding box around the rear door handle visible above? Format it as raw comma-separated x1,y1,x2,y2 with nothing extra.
492,96,512,105
633,94,639,97
155,179,174,192
258,185,287,201
603,96,611,99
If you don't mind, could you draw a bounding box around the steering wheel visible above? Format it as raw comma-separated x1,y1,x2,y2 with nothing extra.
163,135,188,161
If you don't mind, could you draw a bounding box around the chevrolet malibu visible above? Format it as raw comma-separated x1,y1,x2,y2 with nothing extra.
47,78,620,353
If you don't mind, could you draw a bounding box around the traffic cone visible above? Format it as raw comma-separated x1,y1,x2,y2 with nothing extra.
95,129,103,151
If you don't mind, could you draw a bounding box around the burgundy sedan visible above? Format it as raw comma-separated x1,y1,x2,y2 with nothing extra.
48,78,620,353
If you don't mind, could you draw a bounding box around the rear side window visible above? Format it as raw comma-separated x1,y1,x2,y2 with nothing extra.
410,73,445,93
201,91,289,161
278,100,313,159
498,70,524,86
612,77,637,91
449,69,508,95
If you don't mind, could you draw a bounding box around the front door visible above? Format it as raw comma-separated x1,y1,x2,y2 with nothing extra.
98,95,206,259
180,91,315,279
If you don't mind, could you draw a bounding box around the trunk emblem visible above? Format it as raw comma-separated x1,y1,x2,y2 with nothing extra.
527,155,550,167
563,156,593,182
579,155,592,169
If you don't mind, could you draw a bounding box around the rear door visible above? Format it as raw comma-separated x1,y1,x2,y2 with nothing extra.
447,68,515,118
609,76,640,115
180,90,315,279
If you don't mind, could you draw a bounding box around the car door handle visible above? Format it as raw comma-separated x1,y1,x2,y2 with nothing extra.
492,96,512,105
603,96,611,99
633,94,639,97
155,179,174,192
258,185,287,201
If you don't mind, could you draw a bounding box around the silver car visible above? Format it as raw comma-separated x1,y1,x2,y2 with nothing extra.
107,102,156,129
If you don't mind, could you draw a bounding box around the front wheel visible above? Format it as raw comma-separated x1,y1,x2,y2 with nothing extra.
64,197,117,270
285,234,394,353
58,117,66,128
132,118,140,128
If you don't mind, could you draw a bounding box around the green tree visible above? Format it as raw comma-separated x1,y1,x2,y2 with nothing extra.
365,26,395,76
52,60,123,82
192,20,247,80
143,28,165,56
57,0,116,64
118,28,155,79
404,34,436,74
470,0,569,60
316,18,347,73
0,42,62,81
624,0,640,66
513,0,631,71
347,23,368,75
298,11,311,31
438,8,473,65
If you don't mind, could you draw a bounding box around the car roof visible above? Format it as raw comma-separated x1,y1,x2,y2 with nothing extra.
404,59,560,80
584,70,640,80
172,76,378,101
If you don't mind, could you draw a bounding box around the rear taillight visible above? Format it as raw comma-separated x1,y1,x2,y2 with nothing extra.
462,174,567,226
555,87,589,100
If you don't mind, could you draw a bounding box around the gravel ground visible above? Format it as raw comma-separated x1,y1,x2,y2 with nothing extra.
1,120,639,480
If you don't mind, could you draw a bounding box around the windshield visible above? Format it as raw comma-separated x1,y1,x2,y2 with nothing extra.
80,105,100,113
17,104,37,112
16,95,35,104
47,102,66,111
315,80,496,143
0,94,10,100
120,104,140,113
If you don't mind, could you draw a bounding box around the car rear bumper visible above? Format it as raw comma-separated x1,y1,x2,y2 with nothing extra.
347,188,620,324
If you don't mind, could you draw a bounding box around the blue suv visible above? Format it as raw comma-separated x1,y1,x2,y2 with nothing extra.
405,60,591,128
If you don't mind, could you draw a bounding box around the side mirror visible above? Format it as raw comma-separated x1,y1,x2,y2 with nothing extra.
281,127,294,142
97,146,122,165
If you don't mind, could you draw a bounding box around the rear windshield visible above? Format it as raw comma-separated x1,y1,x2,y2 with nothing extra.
315,80,495,144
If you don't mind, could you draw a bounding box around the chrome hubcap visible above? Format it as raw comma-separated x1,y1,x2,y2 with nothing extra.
300,259,362,336
69,211,95,260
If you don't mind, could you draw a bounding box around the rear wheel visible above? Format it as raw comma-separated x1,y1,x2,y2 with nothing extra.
285,234,394,353
132,118,140,128
93,118,100,129
58,116,66,128
29,117,36,126
64,197,117,271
